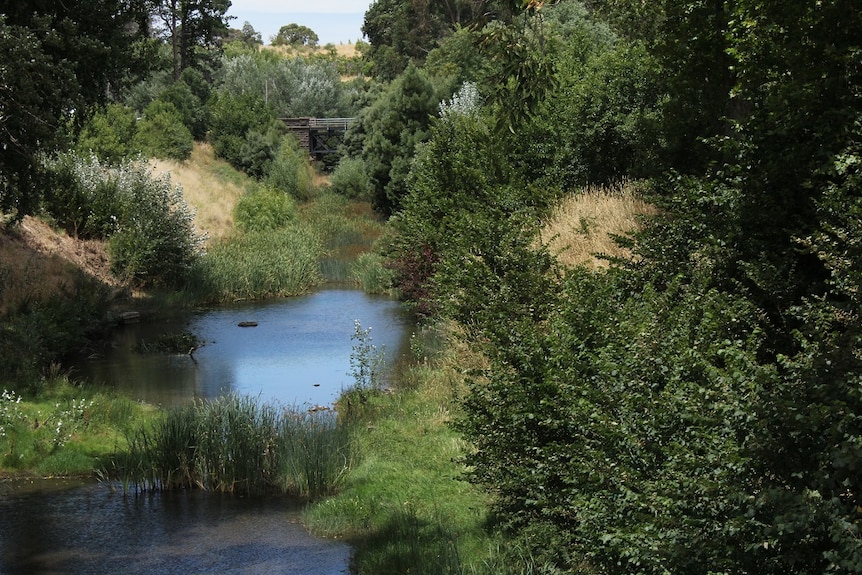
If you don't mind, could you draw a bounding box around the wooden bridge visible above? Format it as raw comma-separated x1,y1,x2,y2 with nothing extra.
282,117,355,156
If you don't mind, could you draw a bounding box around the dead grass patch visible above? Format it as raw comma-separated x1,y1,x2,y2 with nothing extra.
151,143,245,244
541,182,657,269
0,217,117,314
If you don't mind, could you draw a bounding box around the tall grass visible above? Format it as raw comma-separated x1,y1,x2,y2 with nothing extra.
540,181,657,269
105,395,353,497
184,225,324,303
300,192,387,283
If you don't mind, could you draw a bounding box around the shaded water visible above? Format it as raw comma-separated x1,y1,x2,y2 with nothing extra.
0,478,351,574
2,289,412,573
75,289,411,407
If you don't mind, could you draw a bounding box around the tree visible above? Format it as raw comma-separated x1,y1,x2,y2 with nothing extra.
271,23,319,47
359,64,438,215
0,1,150,215
153,0,233,80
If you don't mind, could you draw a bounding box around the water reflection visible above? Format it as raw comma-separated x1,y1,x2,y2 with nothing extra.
0,479,351,574
76,289,410,407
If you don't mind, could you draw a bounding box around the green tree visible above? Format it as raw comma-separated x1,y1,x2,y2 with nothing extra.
207,91,279,173
153,0,232,79
271,23,319,47
0,1,149,215
134,100,194,161
359,64,438,215
75,104,141,163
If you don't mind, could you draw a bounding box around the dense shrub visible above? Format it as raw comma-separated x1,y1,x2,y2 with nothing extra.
207,91,279,173
75,103,140,163
42,153,202,286
233,187,297,233
106,164,202,285
358,64,438,215
328,157,371,200
218,53,345,118
134,100,194,161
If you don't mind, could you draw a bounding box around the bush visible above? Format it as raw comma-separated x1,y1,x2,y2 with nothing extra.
328,157,371,200
134,100,194,161
207,91,279,172
107,163,202,286
234,187,297,232
75,104,141,163
42,154,202,286
265,136,315,200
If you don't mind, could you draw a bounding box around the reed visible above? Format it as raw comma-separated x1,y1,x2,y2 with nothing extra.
351,252,394,294
279,410,354,497
185,225,324,303
105,395,354,497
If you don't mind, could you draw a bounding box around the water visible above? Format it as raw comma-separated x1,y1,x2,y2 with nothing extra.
2,288,412,574
75,289,411,407
0,478,351,574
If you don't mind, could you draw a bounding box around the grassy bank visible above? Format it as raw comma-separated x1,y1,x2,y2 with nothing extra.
1,373,155,477
305,322,501,574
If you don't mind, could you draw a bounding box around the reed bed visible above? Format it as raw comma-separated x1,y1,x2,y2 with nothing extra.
106,395,354,497
185,225,324,303
541,182,657,269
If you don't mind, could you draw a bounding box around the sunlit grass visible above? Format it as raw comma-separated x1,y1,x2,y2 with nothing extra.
541,181,657,269
152,143,248,245
305,322,498,574
104,395,353,497
0,373,154,477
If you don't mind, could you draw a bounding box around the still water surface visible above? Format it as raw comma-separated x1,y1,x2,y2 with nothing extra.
0,479,351,574
76,289,411,407
1,289,411,574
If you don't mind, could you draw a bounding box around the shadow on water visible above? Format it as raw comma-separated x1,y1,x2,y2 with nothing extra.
0,478,351,574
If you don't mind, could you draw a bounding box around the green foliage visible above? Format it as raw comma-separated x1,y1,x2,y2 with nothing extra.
271,23,319,47
106,164,202,286
218,52,346,118
75,104,141,163
329,157,372,201
519,40,665,189
207,91,281,174
233,187,297,233
359,64,438,215
265,136,316,200
185,226,323,303
42,154,202,285
478,15,558,134
0,1,150,215
157,70,210,140
134,100,194,161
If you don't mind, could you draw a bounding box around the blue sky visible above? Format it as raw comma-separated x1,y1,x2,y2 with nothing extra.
226,0,373,45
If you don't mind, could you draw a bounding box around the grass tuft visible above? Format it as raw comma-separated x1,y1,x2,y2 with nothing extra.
541,181,657,269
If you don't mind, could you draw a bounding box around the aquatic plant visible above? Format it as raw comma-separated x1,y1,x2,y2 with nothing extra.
107,395,353,497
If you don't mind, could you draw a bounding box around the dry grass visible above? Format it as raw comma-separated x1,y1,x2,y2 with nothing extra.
262,42,358,59
151,143,245,244
541,182,657,269
0,216,121,314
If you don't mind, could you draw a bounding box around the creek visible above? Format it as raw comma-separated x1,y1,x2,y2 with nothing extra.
0,288,412,574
